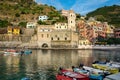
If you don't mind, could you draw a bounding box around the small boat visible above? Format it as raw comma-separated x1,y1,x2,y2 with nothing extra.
104,72,120,80
83,66,110,75
93,61,120,69
56,68,89,80
92,63,119,74
24,50,32,55
4,49,19,55
73,66,109,80
20,50,32,55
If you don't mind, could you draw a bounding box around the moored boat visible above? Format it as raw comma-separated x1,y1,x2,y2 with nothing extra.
4,49,19,55
93,61,120,69
103,72,120,80
24,50,32,55
92,63,119,74
3,49,32,56
56,68,89,80
73,66,109,80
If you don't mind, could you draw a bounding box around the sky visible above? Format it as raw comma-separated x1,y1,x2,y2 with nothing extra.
35,0,120,15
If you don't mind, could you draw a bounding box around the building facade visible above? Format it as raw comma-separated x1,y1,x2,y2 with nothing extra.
37,10,78,48
26,22,37,28
37,25,54,48
55,23,68,30
38,15,48,21
106,25,114,38
114,28,120,38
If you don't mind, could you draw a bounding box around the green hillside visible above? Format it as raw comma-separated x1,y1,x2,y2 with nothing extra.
87,5,120,28
0,0,66,27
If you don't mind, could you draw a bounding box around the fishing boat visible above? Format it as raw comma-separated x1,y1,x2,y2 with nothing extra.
73,66,110,80
104,72,120,80
56,69,89,80
92,63,119,74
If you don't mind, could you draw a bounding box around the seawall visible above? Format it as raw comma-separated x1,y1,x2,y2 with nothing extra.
0,41,120,50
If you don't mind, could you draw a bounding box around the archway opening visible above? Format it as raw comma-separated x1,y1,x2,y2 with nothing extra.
42,43,48,48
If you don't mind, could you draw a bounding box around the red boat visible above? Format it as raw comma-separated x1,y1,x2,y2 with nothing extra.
56,69,89,80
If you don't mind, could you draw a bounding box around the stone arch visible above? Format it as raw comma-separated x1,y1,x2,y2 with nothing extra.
42,43,48,48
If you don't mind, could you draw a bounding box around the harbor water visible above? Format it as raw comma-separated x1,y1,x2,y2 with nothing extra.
0,49,120,80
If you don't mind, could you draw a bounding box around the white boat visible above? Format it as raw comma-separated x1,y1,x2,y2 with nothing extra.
4,49,20,56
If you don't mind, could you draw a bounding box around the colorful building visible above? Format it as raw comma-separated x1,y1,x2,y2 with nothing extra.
106,25,114,38
13,27,20,35
77,18,108,43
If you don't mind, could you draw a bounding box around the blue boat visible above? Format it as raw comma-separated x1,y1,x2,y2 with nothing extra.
24,50,32,55
20,50,32,55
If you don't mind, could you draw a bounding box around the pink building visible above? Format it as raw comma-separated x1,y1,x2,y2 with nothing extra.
77,20,107,43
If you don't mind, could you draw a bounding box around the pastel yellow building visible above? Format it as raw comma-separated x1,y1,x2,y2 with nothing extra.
106,25,114,37
13,27,20,35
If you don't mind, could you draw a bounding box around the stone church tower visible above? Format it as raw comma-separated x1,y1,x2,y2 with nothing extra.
68,10,76,31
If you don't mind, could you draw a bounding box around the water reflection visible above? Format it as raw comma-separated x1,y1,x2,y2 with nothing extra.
0,49,120,80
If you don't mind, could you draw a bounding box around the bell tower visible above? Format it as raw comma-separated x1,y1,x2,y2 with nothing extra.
68,10,76,31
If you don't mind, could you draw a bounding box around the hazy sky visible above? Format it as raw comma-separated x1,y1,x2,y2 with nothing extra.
36,0,120,15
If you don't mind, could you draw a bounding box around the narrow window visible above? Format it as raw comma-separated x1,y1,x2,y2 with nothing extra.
47,34,49,38
65,37,67,40
41,34,44,38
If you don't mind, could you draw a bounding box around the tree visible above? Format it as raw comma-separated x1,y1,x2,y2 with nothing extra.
95,15,106,22
15,13,20,17
19,22,27,27
0,20,9,28
37,20,46,25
